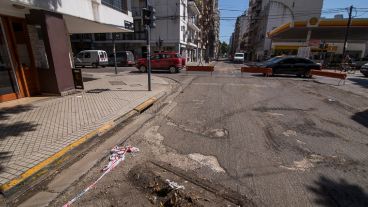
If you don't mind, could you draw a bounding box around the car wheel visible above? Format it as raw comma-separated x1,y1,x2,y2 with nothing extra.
92,63,98,68
139,65,147,73
169,66,177,74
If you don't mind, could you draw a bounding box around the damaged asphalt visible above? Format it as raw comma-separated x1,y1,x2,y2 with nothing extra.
19,61,368,207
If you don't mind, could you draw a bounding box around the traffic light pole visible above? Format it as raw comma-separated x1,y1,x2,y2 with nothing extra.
146,25,152,91
146,0,152,91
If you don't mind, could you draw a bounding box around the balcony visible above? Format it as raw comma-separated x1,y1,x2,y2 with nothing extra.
188,1,200,15
188,18,200,32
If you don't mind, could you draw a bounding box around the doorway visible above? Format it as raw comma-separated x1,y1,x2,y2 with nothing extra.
0,15,39,102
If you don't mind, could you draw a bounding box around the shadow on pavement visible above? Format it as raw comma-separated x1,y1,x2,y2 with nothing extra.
348,78,368,88
352,110,368,128
0,105,38,172
308,176,368,207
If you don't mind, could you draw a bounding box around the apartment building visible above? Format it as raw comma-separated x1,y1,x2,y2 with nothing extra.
245,0,323,60
71,0,202,62
230,14,248,55
0,0,133,102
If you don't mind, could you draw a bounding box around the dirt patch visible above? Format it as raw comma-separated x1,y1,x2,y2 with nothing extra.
128,163,247,207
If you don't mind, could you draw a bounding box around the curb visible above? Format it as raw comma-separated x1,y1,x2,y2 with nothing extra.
0,95,160,196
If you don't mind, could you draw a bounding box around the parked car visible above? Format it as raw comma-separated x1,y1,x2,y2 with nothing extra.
74,50,108,68
233,53,244,63
354,57,368,69
108,51,135,67
259,56,321,77
360,63,368,77
136,52,186,73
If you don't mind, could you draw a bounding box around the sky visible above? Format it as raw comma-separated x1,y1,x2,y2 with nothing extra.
219,0,368,43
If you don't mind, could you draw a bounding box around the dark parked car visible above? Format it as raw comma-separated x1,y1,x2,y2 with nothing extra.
108,51,135,66
360,63,368,77
259,56,321,77
136,52,186,73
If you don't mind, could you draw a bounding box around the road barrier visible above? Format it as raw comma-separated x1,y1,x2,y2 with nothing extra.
241,67,273,76
186,66,215,75
310,70,347,85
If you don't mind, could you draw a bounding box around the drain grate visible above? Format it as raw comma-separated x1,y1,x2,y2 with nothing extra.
109,81,127,86
86,89,110,94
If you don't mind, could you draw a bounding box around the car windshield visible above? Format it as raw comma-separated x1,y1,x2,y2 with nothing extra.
235,54,244,57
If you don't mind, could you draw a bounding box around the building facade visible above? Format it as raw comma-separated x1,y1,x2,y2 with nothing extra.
244,0,323,60
229,14,248,55
71,0,202,62
0,0,133,102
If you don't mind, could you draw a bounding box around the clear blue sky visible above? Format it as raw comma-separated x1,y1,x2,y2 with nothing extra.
219,0,368,43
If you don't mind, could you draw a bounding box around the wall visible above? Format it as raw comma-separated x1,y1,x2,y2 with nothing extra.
11,0,133,29
149,0,181,45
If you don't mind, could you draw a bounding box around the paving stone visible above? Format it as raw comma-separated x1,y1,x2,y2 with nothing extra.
0,74,169,185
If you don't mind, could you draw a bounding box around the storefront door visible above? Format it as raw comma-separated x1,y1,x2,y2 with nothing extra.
0,16,39,102
0,18,18,102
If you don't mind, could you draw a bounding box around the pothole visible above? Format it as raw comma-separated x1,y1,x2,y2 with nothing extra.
282,130,297,137
203,128,229,138
188,153,225,173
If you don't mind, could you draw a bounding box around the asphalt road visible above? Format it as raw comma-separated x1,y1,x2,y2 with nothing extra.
50,61,368,207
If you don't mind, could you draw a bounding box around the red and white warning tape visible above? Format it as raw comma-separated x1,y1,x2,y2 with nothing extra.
63,146,139,207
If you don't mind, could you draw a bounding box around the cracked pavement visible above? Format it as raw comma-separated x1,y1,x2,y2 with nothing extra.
19,62,368,207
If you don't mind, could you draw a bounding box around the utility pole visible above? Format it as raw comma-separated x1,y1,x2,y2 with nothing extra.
342,5,353,59
113,34,118,75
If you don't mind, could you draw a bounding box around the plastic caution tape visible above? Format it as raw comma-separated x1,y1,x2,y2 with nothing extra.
63,146,139,207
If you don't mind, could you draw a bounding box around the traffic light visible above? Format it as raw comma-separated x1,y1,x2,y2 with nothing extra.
142,6,156,28
142,8,151,26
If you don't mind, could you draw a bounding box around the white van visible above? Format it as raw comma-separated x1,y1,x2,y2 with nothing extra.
234,53,245,63
74,50,108,68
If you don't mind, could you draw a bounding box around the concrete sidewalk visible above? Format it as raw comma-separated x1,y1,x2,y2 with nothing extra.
0,73,170,194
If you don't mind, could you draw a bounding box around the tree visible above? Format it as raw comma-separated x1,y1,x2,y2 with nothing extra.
220,41,229,56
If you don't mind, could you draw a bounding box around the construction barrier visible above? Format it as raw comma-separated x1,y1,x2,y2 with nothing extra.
186,66,215,72
241,67,273,76
311,69,347,85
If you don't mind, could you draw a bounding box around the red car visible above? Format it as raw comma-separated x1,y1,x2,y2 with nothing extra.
136,52,186,73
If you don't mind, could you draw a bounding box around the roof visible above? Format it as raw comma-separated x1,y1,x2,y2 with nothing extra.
268,19,368,43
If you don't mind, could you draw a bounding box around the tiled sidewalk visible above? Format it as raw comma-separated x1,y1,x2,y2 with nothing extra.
0,73,170,188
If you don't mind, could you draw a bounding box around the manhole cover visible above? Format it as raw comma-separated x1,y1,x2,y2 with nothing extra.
86,89,110,93
109,81,127,86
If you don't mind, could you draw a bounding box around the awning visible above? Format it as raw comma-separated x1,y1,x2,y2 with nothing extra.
269,19,368,43
63,15,133,34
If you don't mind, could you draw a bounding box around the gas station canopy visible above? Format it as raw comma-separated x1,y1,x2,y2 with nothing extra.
268,19,368,43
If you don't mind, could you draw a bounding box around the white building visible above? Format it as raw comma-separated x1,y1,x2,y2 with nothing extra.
0,0,133,102
72,0,202,62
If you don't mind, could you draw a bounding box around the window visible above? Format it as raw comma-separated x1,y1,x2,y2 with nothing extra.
281,59,295,64
102,0,128,13
84,52,91,58
77,52,84,58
